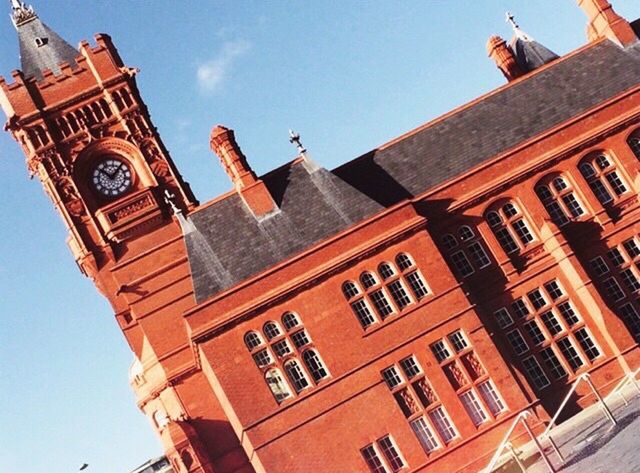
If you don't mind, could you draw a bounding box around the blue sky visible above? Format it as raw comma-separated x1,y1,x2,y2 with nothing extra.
1,1,639,472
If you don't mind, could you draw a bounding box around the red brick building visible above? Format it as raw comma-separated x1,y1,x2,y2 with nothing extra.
2,1,640,472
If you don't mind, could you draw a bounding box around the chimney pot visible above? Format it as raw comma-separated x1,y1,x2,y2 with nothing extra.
486,35,523,82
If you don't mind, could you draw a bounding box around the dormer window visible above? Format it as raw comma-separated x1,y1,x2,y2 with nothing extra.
34,36,48,47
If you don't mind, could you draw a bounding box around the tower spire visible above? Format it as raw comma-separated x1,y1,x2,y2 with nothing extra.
505,12,532,42
10,0,36,27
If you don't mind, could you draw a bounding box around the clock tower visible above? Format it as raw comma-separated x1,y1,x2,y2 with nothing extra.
0,0,197,282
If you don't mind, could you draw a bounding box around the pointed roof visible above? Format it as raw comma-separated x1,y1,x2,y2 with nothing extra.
11,1,78,80
506,12,559,72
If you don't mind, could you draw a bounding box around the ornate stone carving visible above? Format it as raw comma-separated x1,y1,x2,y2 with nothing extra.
140,139,170,178
415,378,437,405
444,361,467,390
57,176,85,217
396,388,419,417
463,352,485,380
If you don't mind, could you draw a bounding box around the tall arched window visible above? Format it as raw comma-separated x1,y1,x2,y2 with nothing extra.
282,312,300,331
265,368,292,403
244,331,263,350
263,321,282,340
579,153,628,206
284,360,310,392
627,129,640,160
303,350,329,382
343,280,377,328
485,201,535,255
535,175,585,226
360,271,395,319
395,253,430,299
442,225,492,277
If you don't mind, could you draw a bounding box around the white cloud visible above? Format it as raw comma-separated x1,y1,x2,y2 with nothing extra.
196,40,250,94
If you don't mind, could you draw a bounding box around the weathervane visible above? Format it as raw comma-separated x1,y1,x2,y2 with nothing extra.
164,189,181,216
288,129,307,156
505,11,532,41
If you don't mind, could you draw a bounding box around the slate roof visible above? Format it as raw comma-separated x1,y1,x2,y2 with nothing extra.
511,37,559,72
187,38,640,303
16,15,78,80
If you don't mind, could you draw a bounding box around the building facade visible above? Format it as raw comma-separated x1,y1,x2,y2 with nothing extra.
2,1,640,472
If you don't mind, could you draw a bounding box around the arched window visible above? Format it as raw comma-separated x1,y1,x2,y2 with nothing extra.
396,252,430,299
442,234,458,250
378,262,396,280
265,368,291,403
458,226,475,241
627,129,640,160
153,409,170,429
263,322,282,341
535,175,585,226
303,350,329,382
360,272,378,289
342,281,360,299
244,331,263,351
284,360,310,392
282,312,300,331
485,202,535,255
579,153,628,206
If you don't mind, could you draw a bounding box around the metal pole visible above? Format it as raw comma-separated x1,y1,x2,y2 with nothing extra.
585,375,617,427
521,416,557,473
506,442,527,473
546,435,565,464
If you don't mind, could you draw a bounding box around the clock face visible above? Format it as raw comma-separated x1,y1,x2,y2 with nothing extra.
92,157,133,197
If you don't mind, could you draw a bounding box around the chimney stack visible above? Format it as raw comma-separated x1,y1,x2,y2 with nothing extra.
576,0,637,47
486,35,524,82
210,125,277,219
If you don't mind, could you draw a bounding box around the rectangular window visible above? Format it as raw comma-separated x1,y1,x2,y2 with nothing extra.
620,303,640,336
495,227,519,254
523,320,546,346
387,280,412,309
459,390,487,426
590,256,609,276
540,310,564,336
429,407,457,444
494,308,513,328
272,339,292,358
623,238,640,259
620,268,640,293
290,330,311,348
399,356,421,379
574,328,601,361
607,248,625,266
411,417,439,453
539,347,567,379
477,380,506,415
378,436,405,472
361,445,388,473
405,271,429,299
527,289,547,310
468,242,491,268
522,356,550,389
506,329,529,355
511,298,530,318
545,202,569,226
603,277,625,301
448,331,468,352
351,299,376,328
431,340,451,362
557,337,584,371
562,193,584,217
590,180,613,205
557,301,580,326
381,366,403,389
544,280,564,300
451,250,474,276
370,290,395,318
512,219,534,245
253,349,273,368
605,171,627,196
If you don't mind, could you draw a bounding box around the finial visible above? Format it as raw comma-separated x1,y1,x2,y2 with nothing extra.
288,129,307,155
10,0,37,27
505,11,532,41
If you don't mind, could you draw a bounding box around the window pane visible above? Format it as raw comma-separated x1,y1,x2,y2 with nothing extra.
574,328,601,361
244,332,263,350
406,271,429,299
291,329,311,348
605,171,627,196
540,310,564,336
263,322,282,340
486,211,502,227
382,366,403,389
523,320,546,346
459,390,487,426
477,380,506,415
494,308,513,329
459,226,475,241
378,436,405,472
370,290,395,318
528,289,547,310
544,281,564,300
253,349,273,368
603,277,625,301
265,369,291,402
522,356,550,389
282,312,300,330
351,299,376,328
448,331,468,352
429,407,457,443
272,339,293,358
539,347,567,379
620,268,640,293
512,219,534,246
399,356,422,379
545,201,569,226
285,361,309,392
442,234,458,250
361,445,388,473
395,253,413,270
495,227,519,254
511,299,530,318
411,417,439,453
590,257,609,276
620,303,640,336
387,280,412,309
536,185,553,201
468,242,491,268
589,180,613,205
623,239,640,259
506,329,529,355
628,134,640,159
378,263,395,280
557,337,584,371
607,248,625,266
451,250,474,276
361,272,378,288
431,340,451,362
302,350,328,381
502,203,518,217
342,281,360,299
561,193,584,218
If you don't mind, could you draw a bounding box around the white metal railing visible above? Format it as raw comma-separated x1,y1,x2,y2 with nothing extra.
540,372,616,464
483,410,557,473
606,367,640,406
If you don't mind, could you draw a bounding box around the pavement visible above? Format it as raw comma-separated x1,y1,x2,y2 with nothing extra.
491,378,640,473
